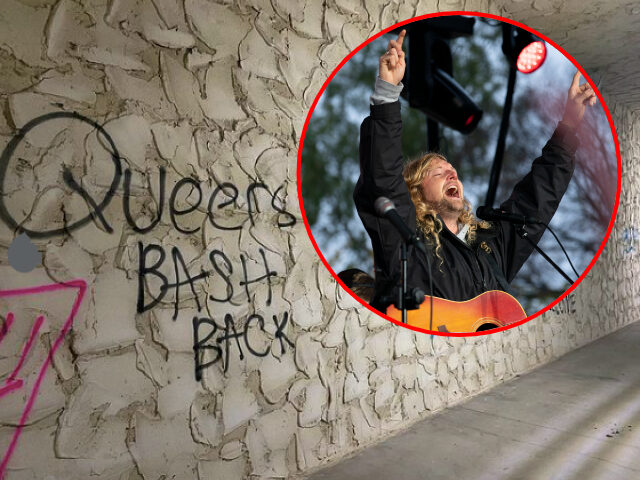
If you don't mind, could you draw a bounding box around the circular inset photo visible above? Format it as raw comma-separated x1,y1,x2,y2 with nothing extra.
298,13,620,335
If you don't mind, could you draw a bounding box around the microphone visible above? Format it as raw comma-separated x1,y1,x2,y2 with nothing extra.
374,197,426,253
476,206,542,226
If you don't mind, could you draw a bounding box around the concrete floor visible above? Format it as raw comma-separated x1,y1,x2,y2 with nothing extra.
309,322,640,480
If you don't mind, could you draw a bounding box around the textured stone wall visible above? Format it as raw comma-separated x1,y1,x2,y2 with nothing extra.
0,1,635,479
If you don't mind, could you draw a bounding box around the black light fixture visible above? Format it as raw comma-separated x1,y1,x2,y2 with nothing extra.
401,16,483,148
483,23,548,208
502,25,547,74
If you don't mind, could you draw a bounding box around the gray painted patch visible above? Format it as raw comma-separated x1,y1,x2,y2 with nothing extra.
8,233,41,273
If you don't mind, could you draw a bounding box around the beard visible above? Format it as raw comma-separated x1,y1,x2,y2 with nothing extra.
435,195,465,217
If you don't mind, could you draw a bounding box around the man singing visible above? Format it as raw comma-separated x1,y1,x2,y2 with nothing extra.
354,29,597,328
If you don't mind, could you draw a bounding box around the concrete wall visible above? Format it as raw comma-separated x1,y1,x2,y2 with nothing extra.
0,1,635,479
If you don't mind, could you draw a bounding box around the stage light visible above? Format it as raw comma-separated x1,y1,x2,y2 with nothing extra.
516,41,546,73
485,24,547,208
401,17,483,135
502,25,547,74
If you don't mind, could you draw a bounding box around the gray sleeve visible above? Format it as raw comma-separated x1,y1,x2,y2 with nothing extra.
370,76,404,105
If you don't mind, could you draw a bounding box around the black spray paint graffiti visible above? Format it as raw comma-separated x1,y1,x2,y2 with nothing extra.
192,312,294,379
0,113,296,237
137,243,291,379
0,112,297,379
0,112,122,238
123,168,296,234
137,243,277,320
550,294,577,316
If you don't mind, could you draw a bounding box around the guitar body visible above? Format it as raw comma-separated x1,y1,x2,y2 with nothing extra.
386,290,527,333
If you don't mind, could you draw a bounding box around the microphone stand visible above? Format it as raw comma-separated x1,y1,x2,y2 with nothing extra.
399,242,408,323
517,226,575,284
373,196,426,323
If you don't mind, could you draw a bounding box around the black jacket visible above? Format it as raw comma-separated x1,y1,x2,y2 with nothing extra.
354,101,578,312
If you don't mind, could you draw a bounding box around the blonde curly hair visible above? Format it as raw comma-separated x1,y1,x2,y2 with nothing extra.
402,153,490,260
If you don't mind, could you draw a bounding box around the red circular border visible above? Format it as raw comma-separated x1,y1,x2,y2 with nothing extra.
296,11,622,337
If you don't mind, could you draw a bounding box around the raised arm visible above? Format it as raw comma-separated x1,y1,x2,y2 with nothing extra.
379,29,406,86
356,29,409,204
496,71,598,281
562,70,597,129
354,30,415,297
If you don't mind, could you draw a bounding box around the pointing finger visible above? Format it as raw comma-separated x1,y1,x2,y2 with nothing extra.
571,70,581,90
396,29,407,50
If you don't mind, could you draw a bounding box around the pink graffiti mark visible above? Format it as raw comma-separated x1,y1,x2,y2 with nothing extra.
0,314,45,399
0,279,87,479
0,313,21,397
0,312,14,343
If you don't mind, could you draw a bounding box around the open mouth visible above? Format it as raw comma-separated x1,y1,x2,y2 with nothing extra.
445,185,460,199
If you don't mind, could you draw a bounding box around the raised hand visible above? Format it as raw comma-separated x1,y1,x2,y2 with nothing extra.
379,29,406,86
562,71,597,129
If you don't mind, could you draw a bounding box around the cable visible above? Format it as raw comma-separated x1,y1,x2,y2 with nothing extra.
518,224,576,284
544,223,581,279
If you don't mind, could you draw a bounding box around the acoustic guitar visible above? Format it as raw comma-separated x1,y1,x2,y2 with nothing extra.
386,290,526,333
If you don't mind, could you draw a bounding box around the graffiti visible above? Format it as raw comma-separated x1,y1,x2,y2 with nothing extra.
7,233,41,273
137,241,288,380
123,166,167,234
0,314,44,399
550,294,576,316
0,112,121,238
621,226,639,255
137,244,277,320
0,112,295,238
0,312,12,342
137,242,210,320
0,279,87,479
193,311,294,379
122,170,296,235
0,112,297,384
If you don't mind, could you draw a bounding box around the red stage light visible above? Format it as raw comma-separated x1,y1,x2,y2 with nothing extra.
516,41,546,73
